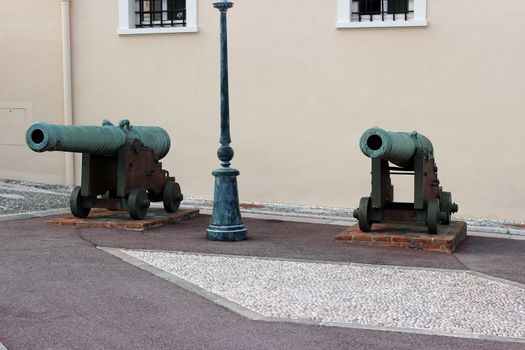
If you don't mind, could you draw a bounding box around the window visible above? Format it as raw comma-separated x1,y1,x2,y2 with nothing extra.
388,0,408,14
337,0,427,28
359,0,381,16
136,0,186,28
118,0,197,35
352,0,411,22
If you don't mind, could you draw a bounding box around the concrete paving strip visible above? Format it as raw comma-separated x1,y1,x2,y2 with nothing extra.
0,342,7,350
101,247,525,344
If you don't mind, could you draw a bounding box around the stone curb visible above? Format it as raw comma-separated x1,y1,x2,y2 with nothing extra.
100,247,525,344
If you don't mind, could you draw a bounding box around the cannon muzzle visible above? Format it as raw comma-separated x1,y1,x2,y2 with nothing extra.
359,127,433,168
26,119,171,159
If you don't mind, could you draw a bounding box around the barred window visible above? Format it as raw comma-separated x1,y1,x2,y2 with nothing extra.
352,0,412,22
136,0,186,28
388,0,408,14
358,0,381,16
337,0,426,28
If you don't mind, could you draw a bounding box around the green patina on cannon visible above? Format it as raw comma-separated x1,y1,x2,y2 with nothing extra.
26,119,183,220
353,127,458,234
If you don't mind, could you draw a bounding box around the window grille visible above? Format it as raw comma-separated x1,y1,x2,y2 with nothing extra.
135,0,186,28
351,0,413,22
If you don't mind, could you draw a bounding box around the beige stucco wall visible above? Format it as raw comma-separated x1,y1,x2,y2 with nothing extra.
0,0,65,184
2,0,524,221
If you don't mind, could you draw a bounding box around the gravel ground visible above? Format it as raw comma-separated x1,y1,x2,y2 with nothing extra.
0,179,71,216
123,250,525,341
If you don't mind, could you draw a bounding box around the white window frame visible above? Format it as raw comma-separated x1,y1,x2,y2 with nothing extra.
118,0,198,35
337,0,427,29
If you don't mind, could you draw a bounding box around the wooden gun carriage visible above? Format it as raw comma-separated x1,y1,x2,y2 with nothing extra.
354,128,458,234
26,119,182,220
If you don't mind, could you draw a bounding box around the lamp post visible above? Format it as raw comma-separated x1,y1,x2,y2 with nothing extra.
206,0,247,241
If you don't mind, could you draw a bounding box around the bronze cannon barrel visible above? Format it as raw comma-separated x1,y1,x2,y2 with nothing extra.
25,119,171,160
359,127,434,168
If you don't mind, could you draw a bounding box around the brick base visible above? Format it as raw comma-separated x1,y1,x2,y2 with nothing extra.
334,221,467,253
46,208,200,231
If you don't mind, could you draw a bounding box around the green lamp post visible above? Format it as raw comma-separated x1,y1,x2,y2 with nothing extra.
206,0,248,241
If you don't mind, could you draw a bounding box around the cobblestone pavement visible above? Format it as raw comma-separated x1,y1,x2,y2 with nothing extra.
123,250,525,343
0,179,71,216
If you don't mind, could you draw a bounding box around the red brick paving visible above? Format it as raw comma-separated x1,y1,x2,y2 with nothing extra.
45,208,199,231
334,221,467,253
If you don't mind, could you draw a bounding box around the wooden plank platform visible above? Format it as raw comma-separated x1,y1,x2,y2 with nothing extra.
334,221,467,253
46,208,199,231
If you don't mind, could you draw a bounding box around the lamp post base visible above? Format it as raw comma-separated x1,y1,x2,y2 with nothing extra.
207,167,247,241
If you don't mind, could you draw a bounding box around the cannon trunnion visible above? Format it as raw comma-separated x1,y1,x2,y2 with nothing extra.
353,128,458,234
26,119,183,220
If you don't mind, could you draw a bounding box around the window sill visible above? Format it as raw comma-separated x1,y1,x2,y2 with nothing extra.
337,20,427,29
118,27,199,35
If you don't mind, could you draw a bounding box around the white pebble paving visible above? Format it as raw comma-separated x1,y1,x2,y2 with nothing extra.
123,250,525,340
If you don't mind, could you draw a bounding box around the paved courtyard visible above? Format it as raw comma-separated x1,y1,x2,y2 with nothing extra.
0,179,524,349
117,250,525,341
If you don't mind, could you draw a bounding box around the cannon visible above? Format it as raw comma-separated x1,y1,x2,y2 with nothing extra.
353,127,458,234
26,119,183,220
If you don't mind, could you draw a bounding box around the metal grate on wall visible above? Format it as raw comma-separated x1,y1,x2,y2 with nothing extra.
351,0,413,22
135,0,186,28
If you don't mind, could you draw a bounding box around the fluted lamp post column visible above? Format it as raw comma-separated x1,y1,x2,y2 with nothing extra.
206,0,248,241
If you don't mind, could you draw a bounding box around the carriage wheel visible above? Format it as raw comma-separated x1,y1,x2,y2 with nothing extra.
427,198,440,234
128,188,150,220
357,197,373,232
163,182,183,213
70,186,91,218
